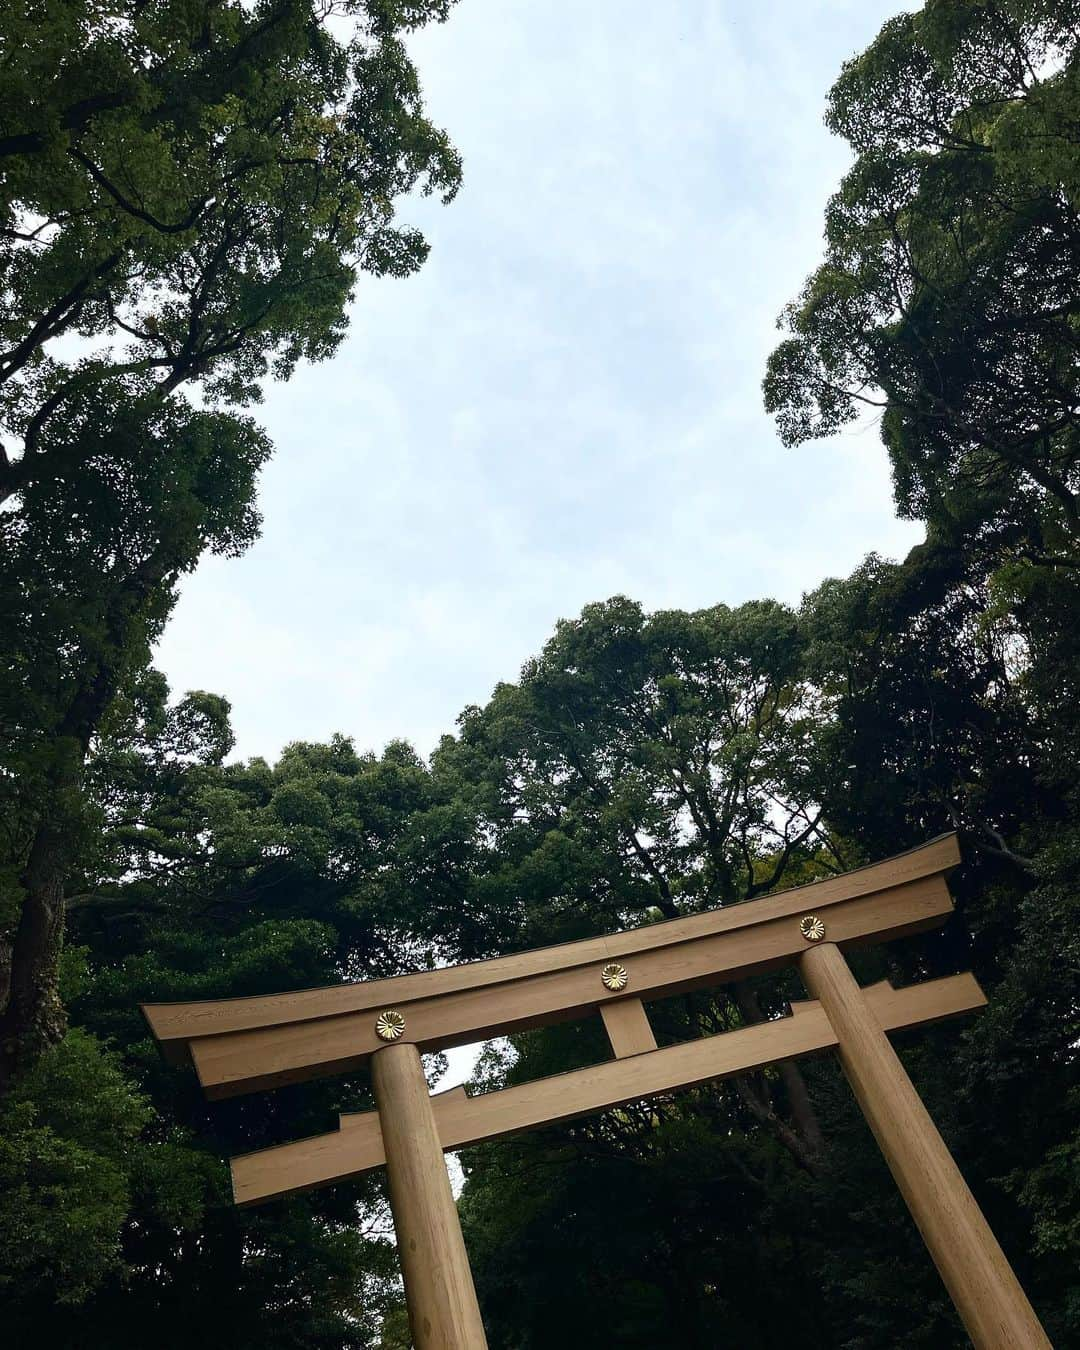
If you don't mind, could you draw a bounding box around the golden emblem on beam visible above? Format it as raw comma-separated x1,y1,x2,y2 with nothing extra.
800,914,826,942
375,1009,406,1041
600,961,629,991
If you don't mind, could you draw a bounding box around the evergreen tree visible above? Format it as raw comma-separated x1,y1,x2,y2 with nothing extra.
0,0,461,1087
3,674,472,1344
764,0,1080,561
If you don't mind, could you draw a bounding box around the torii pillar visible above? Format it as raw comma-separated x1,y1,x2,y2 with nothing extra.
371,1042,488,1348
802,942,1047,1348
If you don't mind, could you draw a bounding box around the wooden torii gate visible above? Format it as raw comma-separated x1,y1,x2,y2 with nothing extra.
143,835,1050,1349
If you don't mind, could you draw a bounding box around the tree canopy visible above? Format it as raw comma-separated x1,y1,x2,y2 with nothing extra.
764,1,1080,562
0,0,461,1090
1,0,460,494
3,1,1080,1346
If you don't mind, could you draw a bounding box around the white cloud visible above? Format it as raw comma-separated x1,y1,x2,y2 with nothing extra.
154,0,922,763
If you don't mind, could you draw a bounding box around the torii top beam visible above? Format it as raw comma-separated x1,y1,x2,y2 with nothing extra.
142,833,961,1100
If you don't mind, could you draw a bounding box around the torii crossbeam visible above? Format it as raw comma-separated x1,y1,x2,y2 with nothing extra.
143,835,1050,1350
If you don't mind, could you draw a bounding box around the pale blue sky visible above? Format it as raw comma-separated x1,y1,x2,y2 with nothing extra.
155,0,921,763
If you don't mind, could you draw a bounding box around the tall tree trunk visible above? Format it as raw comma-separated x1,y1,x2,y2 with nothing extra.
0,551,171,1091
732,981,827,1175
0,822,69,1089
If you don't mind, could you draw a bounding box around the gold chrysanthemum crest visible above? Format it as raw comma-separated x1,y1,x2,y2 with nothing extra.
799,914,826,943
600,962,629,992
375,1009,406,1041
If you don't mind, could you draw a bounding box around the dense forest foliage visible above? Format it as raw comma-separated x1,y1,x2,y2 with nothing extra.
2,1,1078,1347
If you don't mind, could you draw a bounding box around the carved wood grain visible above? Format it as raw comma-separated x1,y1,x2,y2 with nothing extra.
600,998,658,1057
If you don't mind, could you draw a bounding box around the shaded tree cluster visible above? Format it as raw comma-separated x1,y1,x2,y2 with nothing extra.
3,1,1080,1347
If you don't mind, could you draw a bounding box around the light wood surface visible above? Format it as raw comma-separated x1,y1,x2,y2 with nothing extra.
371,1043,488,1350
144,833,1054,1350
600,997,658,1057
231,973,986,1206
190,874,954,1098
801,943,1050,1350
143,833,961,1060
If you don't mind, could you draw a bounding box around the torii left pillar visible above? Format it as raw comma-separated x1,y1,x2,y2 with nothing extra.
371,1042,488,1349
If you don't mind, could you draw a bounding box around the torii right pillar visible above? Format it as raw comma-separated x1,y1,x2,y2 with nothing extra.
801,942,1050,1349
